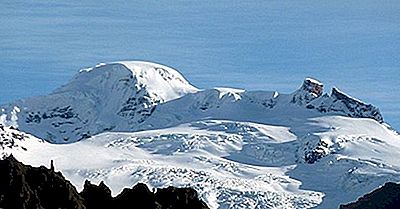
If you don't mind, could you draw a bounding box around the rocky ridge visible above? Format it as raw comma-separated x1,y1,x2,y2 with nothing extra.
340,182,400,209
0,155,209,209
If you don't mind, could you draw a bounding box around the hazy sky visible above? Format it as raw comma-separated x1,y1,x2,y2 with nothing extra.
1,0,399,129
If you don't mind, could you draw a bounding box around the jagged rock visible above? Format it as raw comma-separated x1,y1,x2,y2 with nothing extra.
304,140,331,164
0,155,86,209
0,156,210,209
291,78,324,105
80,180,113,209
306,87,383,122
113,183,159,209
339,182,400,209
155,186,209,209
81,181,209,209
298,134,333,164
330,87,383,122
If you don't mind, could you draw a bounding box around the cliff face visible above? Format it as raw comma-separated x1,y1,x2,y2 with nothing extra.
0,156,209,209
291,77,324,105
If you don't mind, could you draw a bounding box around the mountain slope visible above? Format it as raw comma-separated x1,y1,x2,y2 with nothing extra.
0,120,324,209
0,61,198,143
1,116,399,209
0,60,398,209
0,62,383,143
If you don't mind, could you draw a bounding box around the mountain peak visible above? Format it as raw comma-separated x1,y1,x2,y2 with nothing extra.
331,87,363,104
59,61,198,103
116,61,199,100
291,77,324,105
304,85,383,122
302,77,324,97
329,87,383,122
1,61,199,143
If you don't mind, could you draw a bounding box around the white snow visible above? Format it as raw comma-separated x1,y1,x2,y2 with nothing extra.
305,77,323,86
0,61,199,143
0,60,398,209
214,87,245,100
2,115,400,209
115,61,199,101
0,106,20,128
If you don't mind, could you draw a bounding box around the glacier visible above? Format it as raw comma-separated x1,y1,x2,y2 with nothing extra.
0,61,399,209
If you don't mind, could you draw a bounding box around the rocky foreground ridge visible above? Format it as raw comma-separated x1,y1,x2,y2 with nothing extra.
1,154,399,209
0,155,209,209
340,182,400,209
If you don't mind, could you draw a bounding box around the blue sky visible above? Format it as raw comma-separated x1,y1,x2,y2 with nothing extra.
1,0,399,129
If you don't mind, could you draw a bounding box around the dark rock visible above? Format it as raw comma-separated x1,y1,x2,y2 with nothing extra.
114,183,158,209
80,180,112,209
340,182,400,209
156,186,209,209
291,78,324,105
0,155,86,209
0,156,210,209
331,87,383,122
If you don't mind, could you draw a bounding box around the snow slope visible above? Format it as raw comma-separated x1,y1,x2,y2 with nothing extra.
0,61,198,143
1,117,399,209
0,62,383,143
0,61,398,209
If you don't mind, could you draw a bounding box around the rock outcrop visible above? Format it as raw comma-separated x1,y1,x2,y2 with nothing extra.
340,182,400,209
291,77,324,105
80,181,209,209
305,87,383,122
329,87,383,122
0,155,86,209
0,156,210,209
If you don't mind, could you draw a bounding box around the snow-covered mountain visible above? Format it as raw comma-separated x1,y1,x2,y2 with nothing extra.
0,61,383,143
1,61,399,209
0,61,198,143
